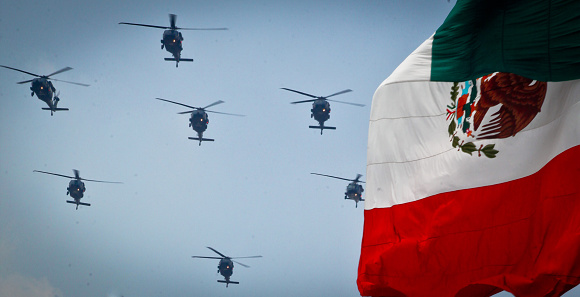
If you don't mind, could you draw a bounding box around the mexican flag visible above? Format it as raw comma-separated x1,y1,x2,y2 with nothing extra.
358,1,580,296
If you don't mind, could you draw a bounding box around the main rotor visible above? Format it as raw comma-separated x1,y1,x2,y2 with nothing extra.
119,14,228,31
311,172,365,184
0,65,90,87
281,88,364,106
33,169,122,184
154,97,245,116
191,247,262,268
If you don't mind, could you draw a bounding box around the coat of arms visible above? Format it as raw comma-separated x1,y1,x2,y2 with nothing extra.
446,72,547,158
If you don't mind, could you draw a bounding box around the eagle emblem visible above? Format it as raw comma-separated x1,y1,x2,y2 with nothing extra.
446,72,547,158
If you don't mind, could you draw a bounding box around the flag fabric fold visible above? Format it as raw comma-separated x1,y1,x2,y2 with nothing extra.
358,1,580,296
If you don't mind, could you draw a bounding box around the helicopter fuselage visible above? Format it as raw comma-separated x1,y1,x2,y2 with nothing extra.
161,30,183,59
345,182,364,207
189,110,209,133
67,179,86,200
30,77,55,103
311,99,331,126
218,258,234,280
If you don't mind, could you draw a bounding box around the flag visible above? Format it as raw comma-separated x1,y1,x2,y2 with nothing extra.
358,1,580,296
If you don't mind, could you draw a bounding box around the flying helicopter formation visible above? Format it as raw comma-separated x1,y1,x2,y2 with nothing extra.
0,65,89,115
2,12,368,289
192,247,262,287
33,170,122,210
119,14,227,67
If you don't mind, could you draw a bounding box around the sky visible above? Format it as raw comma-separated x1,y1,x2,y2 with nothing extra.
1,1,579,297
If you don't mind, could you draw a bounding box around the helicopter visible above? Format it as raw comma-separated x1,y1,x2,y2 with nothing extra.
33,169,122,210
154,97,244,146
192,247,262,287
311,173,365,208
281,88,365,134
0,65,89,115
119,14,227,67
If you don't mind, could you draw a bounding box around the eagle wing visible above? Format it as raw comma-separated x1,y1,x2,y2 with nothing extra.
473,73,547,140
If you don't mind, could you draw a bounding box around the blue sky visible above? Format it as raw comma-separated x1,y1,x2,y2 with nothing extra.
2,1,577,296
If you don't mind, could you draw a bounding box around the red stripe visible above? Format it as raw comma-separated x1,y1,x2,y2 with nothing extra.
358,145,580,297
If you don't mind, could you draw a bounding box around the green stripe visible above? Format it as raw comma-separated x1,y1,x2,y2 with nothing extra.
431,0,580,82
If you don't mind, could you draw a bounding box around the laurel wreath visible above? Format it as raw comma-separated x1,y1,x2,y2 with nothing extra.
447,82,499,158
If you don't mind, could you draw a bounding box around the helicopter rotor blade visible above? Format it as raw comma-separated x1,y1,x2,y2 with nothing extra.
311,172,360,182
169,14,177,29
73,169,122,183
202,100,224,110
46,67,73,78
206,247,228,258
78,178,123,184
354,174,366,183
281,88,318,98
290,99,317,104
0,65,41,77
232,260,250,268
155,98,199,110
205,110,245,117
49,78,90,87
119,22,169,30
33,170,75,179
326,99,365,107
177,110,194,114
178,27,229,31
191,256,223,260
230,256,262,259
325,89,353,98
16,79,34,84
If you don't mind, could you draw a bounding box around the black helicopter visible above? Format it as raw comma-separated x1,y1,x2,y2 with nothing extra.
33,169,122,210
192,247,262,287
119,14,227,67
0,65,89,115
154,97,244,146
281,88,364,134
311,173,365,208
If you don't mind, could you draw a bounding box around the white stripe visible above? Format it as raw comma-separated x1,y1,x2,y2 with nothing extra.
366,39,580,210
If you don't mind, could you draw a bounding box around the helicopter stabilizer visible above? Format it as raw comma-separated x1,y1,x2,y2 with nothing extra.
66,201,90,207
188,137,215,146
309,125,336,130
164,58,193,62
42,108,69,112
309,125,336,134
217,280,239,287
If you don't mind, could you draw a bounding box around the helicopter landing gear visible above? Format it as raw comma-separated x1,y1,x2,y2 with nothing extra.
31,92,34,96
